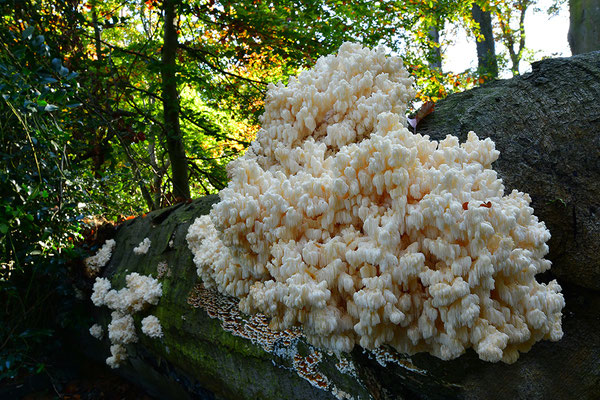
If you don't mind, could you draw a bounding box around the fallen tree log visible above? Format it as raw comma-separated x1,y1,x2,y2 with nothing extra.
80,51,600,400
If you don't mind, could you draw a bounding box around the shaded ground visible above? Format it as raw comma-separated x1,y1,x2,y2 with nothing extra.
0,354,154,400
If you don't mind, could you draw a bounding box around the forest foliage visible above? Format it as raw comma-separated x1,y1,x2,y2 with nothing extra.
0,0,559,383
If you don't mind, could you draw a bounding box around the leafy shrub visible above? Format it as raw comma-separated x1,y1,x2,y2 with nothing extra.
0,23,89,381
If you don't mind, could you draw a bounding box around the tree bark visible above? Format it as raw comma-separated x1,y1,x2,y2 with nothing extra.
427,25,442,70
471,2,498,78
91,2,102,61
161,0,190,200
81,52,600,400
568,0,600,54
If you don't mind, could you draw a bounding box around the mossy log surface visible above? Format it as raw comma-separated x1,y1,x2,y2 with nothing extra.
83,52,600,400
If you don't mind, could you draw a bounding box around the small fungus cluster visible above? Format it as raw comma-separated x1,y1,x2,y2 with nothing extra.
90,273,163,368
89,323,103,339
186,43,565,363
85,239,116,274
133,237,152,255
141,315,164,339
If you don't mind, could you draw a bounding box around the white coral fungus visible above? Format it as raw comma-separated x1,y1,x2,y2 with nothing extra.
90,273,162,367
141,315,164,339
133,237,151,255
85,239,116,272
91,277,112,307
89,323,104,340
108,311,138,345
186,43,564,363
92,273,162,313
106,344,128,369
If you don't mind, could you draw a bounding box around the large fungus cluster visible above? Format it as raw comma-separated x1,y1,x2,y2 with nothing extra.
187,43,564,363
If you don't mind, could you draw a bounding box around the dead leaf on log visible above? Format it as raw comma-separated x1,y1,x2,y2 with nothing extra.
408,101,435,132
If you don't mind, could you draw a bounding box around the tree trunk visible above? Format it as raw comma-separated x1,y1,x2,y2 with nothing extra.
80,52,600,400
91,2,102,61
427,25,442,70
496,0,529,76
568,0,600,54
161,0,190,201
471,3,498,78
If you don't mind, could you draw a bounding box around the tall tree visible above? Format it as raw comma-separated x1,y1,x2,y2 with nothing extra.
394,0,480,102
428,25,443,70
493,0,532,76
471,1,498,79
161,0,190,200
568,0,600,54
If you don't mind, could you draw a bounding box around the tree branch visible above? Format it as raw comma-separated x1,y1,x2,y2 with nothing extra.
178,44,268,86
179,109,251,146
188,161,226,191
79,31,159,63
78,99,157,210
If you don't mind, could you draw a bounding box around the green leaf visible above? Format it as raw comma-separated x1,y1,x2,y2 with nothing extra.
28,185,40,199
22,26,34,40
36,363,45,373
32,35,45,47
0,224,8,234
51,58,62,69
44,104,58,112
41,76,58,84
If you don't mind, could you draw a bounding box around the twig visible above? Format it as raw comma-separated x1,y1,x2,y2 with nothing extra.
2,99,42,183
179,110,251,146
179,44,268,86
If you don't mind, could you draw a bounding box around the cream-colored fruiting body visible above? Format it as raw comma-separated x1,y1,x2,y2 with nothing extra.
141,315,164,338
89,323,104,340
186,43,565,363
90,273,162,367
94,273,162,314
85,239,116,272
108,311,137,345
133,238,151,255
91,277,112,307
106,344,127,369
